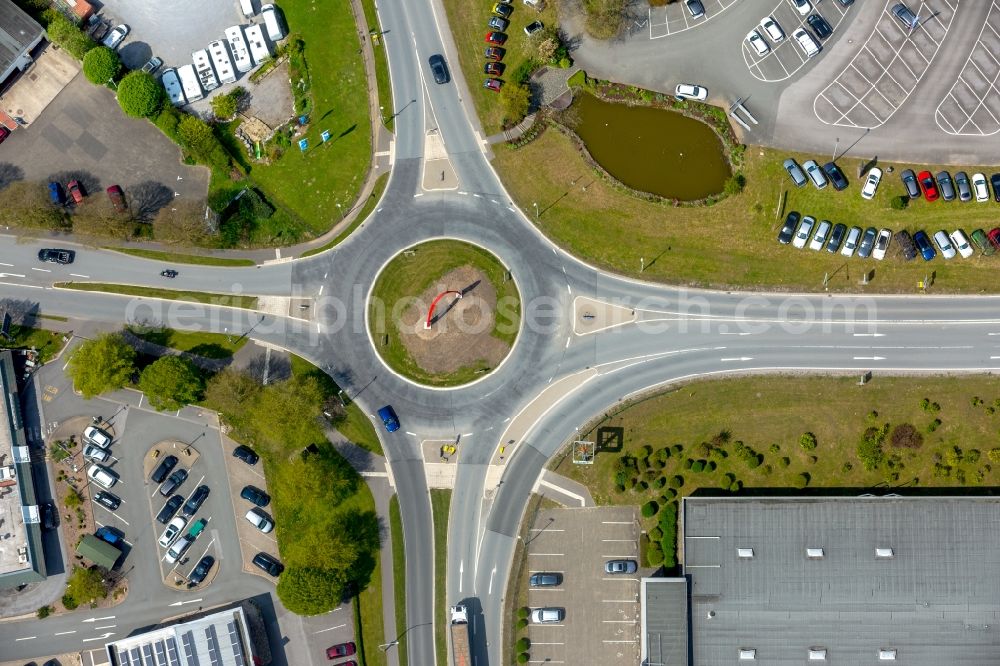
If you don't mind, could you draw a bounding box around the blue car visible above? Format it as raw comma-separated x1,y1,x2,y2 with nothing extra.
378,406,400,432
913,231,936,261
48,182,64,205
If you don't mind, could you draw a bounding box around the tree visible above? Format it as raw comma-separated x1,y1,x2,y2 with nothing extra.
276,566,348,615
250,377,326,455
67,332,136,398
152,199,215,245
0,182,68,230
799,432,817,451
117,71,164,118
82,46,120,85
211,92,239,119
41,10,96,59
205,369,262,435
71,198,134,239
62,566,107,609
139,356,204,410
499,82,531,123
537,37,558,62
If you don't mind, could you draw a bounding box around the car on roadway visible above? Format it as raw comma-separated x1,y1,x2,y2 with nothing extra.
87,464,118,489
891,3,918,29
917,170,938,201
872,229,892,260
809,220,831,250
972,173,990,202
759,17,784,42
240,485,270,507
826,223,847,253
103,24,128,49
141,56,163,75
488,15,509,31
485,31,507,45
950,229,974,258
954,171,972,202
686,0,705,18
777,211,800,244
803,160,827,189
94,490,121,511
378,405,400,432
935,171,956,201
106,185,127,213
491,2,512,17
83,425,113,448
933,230,956,259
530,608,565,623
183,485,210,516
38,248,75,264
151,455,178,483
233,445,259,465
822,162,848,191
746,29,770,56
807,13,832,39
675,84,707,101
913,231,936,260
245,508,274,533
895,230,917,261
484,46,504,61
326,642,357,659
165,535,193,564
989,228,1000,251
971,228,995,255
860,167,882,200
484,62,504,76
428,54,449,84
841,226,862,257
252,552,284,576
158,516,188,548
792,215,816,249
900,169,920,199
790,0,811,15
159,468,189,497
524,20,544,35
783,158,807,188
157,495,184,524
188,555,215,586
605,559,637,574
530,572,563,586
83,443,111,462
856,227,877,258
991,173,1000,201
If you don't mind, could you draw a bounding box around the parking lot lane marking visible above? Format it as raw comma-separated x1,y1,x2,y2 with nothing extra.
602,599,639,603
528,552,564,556
0,262,11,266
602,639,638,643
530,642,565,645
15,636,37,641
686,535,720,539
313,624,347,634
488,566,497,594
55,630,77,635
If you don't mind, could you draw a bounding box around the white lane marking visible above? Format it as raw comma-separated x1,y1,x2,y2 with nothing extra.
82,633,115,642
31,267,51,272
168,597,202,607
853,333,885,337
720,357,754,362
55,630,77,635
0,272,25,278
94,624,117,630
15,636,37,641
488,566,496,594
70,273,90,278
0,280,41,289
565,337,570,349
566,283,571,294
318,285,324,296
528,552,564,556
853,356,886,360
82,616,116,623
313,623,347,634
0,262,12,266
459,560,463,594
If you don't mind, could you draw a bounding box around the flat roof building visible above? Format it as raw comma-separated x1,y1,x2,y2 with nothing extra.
0,0,45,88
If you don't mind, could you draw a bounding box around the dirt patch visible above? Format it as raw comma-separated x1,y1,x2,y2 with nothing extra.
396,266,510,374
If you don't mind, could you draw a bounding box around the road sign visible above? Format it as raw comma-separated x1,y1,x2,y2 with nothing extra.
298,138,308,152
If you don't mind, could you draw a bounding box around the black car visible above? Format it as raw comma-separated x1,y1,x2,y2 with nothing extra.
685,0,705,18
188,555,215,586
182,485,210,517
41,501,57,530
900,169,921,199
94,490,121,511
895,230,917,261
240,485,270,507
835,0,854,5
529,572,563,587
156,495,184,524
857,227,878,258
822,161,848,190
778,211,800,245
150,455,178,483
159,468,189,497
252,552,284,577
891,2,918,29
428,54,449,84
935,171,956,201
37,249,75,265
233,445,259,466
826,223,848,253
807,14,832,39
991,173,1000,201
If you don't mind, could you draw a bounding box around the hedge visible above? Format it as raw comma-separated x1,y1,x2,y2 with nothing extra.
659,502,678,568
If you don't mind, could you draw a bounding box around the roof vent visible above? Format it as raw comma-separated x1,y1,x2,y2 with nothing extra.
806,547,824,559
739,648,756,660
809,648,827,660
879,649,897,661
876,547,894,558
707,610,716,619
737,548,754,559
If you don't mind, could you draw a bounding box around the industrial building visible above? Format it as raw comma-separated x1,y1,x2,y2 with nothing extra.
0,0,45,90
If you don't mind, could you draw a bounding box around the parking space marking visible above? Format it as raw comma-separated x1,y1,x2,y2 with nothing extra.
647,0,741,39
934,0,1000,135
528,552,564,556
742,0,853,82
602,598,640,602
313,623,347,634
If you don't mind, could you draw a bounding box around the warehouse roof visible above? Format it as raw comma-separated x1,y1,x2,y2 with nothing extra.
0,0,43,77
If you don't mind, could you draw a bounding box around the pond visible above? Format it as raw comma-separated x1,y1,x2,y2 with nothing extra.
572,93,731,200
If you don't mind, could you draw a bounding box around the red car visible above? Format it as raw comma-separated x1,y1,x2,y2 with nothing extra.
326,642,356,660
917,170,939,202
485,31,507,45
484,78,502,92
484,46,504,61
106,185,127,213
0,126,9,144
67,179,85,204
988,227,1000,251
484,62,503,76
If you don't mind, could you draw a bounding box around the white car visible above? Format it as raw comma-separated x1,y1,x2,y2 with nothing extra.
861,167,882,199
245,508,274,533
158,516,188,548
165,535,193,564
809,220,831,250
841,226,862,257
746,29,770,56
950,229,974,258
759,16,784,42
530,608,565,624
792,215,816,249
872,229,892,260
972,173,990,202
83,444,110,463
83,425,113,449
102,24,129,49
792,28,820,58
933,230,957,259
87,464,117,489
675,84,707,101
790,0,811,15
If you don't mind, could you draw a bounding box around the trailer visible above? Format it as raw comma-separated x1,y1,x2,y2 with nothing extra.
244,24,272,65
192,49,220,92
161,68,186,106
238,0,255,17
225,26,254,72
260,3,284,42
208,40,237,85
449,605,471,666
176,64,204,102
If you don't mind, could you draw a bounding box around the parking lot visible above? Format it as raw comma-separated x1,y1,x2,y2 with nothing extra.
934,0,1000,135
218,435,281,578
646,0,740,39
524,506,642,665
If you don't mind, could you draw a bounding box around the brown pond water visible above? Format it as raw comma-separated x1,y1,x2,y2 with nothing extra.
572,93,731,200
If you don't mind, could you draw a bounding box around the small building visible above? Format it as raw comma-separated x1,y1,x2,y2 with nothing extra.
76,534,121,570
0,0,45,90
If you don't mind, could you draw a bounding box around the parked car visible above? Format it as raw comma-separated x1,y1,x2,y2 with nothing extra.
783,159,807,188
484,31,507,45
165,535,193,564
67,179,85,203
872,229,892,260
95,525,124,546
159,468,189,497
913,231,936,260
484,62,503,76
157,495,184,524
428,54,449,84
488,15,509,31
252,552,284,576
240,485,270,507
987,228,1000,251
895,230,917,261
484,78,503,92
933,230,957,259
102,24,129,49
141,56,163,75
41,501,57,530
792,28,820,57
790,0,811,15
777,211,800,244
792,215,816,249
83,443,110,462
746,29,770,56
917,170,939,201
245,508,274,533
106,185,127,213
604,559,638,574
326,642,357,659
492,2,512,17
826,223,848,253
954,171,972,202
991,173,1000,201
94,490,121,511
809,220,831,250
972,173,990,202
860,167,882,199
529,572,563,587
83,425,113,449
378,405,400,432
823,162,848,190
803,160,827,189
530,608,565,623
484,46,504,61
37,248,74,264
900,169,920,199
891,2,918,29
188,555,215,586
857,227,878,258
685,0,705,18
950,229,974,258
524,20,544,35
151,455,178,483
48,182,64,205
87,464,118,489
675,84,707,101
807,13,832,39
158,516,188,548
233,445,259,465
841,226,862,257
935,171,956,201
182,485,210,516
971,228,995,255
760,16,784,42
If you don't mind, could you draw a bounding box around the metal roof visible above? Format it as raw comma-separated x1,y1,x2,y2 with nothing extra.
0,0,43,77
641,577,689,666
76,534,121,570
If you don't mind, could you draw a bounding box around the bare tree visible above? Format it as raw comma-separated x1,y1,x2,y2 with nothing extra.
0,182,68,231
151,199,215,246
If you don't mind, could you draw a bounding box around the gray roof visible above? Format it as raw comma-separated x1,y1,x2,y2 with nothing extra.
642,577,689,666
107,606,254,666
0,0,43,77
77,534,121,570
681,496,1000,666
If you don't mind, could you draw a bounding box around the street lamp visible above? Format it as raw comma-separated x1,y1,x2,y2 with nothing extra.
533,202,538,220
832,137,840,162
379,105,385,125
336,203,343,220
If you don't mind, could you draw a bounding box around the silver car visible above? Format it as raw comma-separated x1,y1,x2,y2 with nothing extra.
783,159,807,188
803,160,828,189
841,226,862,257
809,220,831,251
604,559,638,574
792,215,816,249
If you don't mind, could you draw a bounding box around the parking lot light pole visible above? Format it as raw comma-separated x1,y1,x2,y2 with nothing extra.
832,137,840,162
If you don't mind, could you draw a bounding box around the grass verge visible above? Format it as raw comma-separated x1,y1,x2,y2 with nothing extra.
105,248,256,267
302,172,389,258
354,485,387,666
1,325,68,363
368,240,521,386
358,0,393,133
493,120,1000,293
389,496,408,666
431,489,451,666
55,283,258,309
128,327,247,359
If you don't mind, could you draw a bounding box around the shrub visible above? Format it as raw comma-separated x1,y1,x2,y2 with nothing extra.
42,10,96,60
64,487,82,508
499,82,531,123
637,480,648,491
649,526,663,541
706,460,717,471
691,460,705,473
724,172,746,195
659,502,678,568
842,462,853,473
729,480,742,492
779,456,791,467
653,476,667,489
517,652,530,663
990,448,1000,463
36,605,53,619
733,441,761,469
0,182,69,231
799,432,817,451
517,618,528,630
683,458,693,469
671,444,684,455
971,396,983,407
517,607,530,620
640,444,653,458
946,446,963,466
668,475,684,489
769,443,780,453
641,501,659,518
212,93,239,119
761,464,772,476
695,442,713,458
794,473,810,488
516,638,531,652
558,57,572,68
139,356,204,411
967,449,981,463
857,424,888,471
655,447,671,463
646,541,664,566
68,332,136,398
82,46,120,84
890,195,908,210
117,71,164,118
721,473,735,489
926,419,941,433
889,423,923,449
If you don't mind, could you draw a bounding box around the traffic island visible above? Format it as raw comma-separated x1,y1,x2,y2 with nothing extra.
368,240,521,387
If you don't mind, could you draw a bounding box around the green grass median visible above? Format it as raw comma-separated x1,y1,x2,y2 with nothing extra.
107,248,256,267
55,283,258,309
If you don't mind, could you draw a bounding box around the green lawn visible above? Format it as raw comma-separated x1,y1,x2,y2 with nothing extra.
128,327,247,359
359,0,393,133
354,483,387,666
248,0,372,237
368,240,521,386
1,325,67,363
431,490,450,666
389,496,408,666
106,248,255,267
302,172,389,258
494,121,1000,293
55,283,258,309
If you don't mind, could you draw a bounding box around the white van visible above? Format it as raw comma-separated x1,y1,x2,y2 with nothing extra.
176,64,204,102
260,4,284,42
225,26,254,72
244,24,272,64
793,28,820,58
160,68,186,106
208,40,237,85
239,0,255,18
